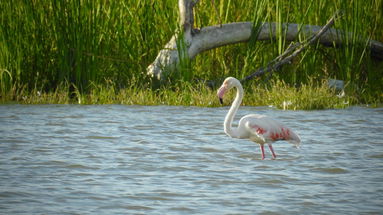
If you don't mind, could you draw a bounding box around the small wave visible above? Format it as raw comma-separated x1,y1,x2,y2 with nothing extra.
85,136,119,139
66,164,99,170
169,206,194,212
314,167,349,174
368,153,383,159
123,205,154,211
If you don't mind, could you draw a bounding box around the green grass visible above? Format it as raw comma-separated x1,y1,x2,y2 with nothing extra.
0,0,382,108
243,79,357,110
2,77,369,110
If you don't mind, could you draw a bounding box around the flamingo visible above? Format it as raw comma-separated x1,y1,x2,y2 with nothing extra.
217,77,301,160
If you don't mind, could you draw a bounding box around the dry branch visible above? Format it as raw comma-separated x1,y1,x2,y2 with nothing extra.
241,11,339,82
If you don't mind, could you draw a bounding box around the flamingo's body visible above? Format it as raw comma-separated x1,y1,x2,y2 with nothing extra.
217,77,301,160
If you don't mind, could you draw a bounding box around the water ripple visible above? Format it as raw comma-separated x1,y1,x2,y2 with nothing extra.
0,105,382,214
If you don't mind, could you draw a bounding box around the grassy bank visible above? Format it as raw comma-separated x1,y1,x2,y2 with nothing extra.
1,0,382,108
1,78,370,110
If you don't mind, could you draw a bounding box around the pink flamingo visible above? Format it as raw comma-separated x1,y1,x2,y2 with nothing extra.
217,77,301,160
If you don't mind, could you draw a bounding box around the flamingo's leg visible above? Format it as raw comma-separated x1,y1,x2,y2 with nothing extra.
268,144,277,159
260,144,265,160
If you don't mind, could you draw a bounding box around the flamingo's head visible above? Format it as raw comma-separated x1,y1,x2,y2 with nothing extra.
217,77,237,104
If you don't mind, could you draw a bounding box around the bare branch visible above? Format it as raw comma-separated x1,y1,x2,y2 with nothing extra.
241,11,340,82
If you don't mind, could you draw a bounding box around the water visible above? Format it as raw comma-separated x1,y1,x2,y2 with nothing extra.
0,104,382,214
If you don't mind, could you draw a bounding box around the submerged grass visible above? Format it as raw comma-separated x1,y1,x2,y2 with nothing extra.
0,0,382,108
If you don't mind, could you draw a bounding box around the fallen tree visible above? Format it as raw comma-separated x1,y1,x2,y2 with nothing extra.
146,0,383,80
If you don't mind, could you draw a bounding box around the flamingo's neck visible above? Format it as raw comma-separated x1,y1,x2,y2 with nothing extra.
224,81,243,138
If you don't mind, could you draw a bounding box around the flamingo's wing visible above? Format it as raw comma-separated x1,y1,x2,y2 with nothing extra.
242,115,301,147
243,120,267,144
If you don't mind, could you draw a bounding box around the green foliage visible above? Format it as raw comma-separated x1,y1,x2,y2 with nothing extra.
0,0,382,108
0,0,178,90
243,79,356,110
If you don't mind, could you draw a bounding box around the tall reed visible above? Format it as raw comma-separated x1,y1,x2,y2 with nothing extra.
0,0,178,90
1,0,382,106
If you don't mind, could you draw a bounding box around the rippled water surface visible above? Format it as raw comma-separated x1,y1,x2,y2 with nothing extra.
1,105,382,214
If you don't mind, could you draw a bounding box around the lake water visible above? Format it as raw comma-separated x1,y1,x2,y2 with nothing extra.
0,104,382,214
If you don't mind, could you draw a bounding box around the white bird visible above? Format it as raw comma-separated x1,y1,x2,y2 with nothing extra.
217,77,301,160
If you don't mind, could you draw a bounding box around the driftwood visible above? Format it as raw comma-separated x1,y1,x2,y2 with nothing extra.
147,0,383,80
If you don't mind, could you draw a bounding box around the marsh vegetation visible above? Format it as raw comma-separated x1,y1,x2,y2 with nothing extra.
1,0,382,108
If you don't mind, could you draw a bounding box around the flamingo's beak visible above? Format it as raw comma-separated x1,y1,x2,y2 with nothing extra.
217,85,226,105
